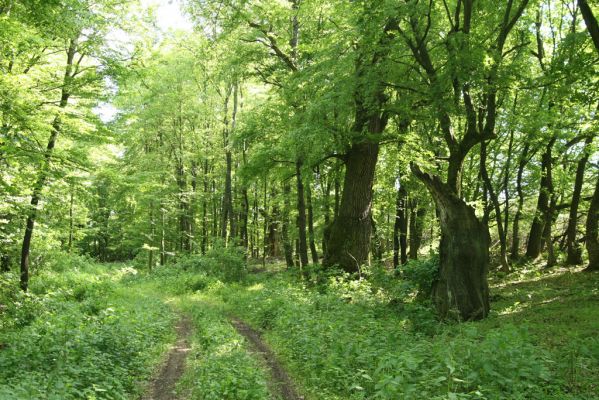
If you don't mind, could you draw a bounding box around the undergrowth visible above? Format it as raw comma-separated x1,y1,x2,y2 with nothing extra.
0,255,175,399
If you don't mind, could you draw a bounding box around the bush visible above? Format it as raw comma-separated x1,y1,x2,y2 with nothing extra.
400,255,439,299
176,244,247,282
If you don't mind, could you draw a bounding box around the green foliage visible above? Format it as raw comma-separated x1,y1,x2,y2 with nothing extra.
202,269,593,400
0,255,175,399
400,255,440,299
175,243,247,282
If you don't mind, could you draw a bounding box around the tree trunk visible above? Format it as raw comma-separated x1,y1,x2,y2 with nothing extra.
526,137,556,259
1,254,9,273
306,181,318,264
511,143,530,260
584,174,599,272
393,180,408,267
20,39,76,291
412,164,490,321
68,187,74,253
579,0,599,54
282,182,294,268
409,198,425,260
221,85,236,243
267,187,279,257
295,160,309,266
480,142,510,272
566,136,593,265
201,159,209,254
324,142,380,273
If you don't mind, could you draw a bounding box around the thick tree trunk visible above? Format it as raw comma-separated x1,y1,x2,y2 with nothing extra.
566,136,593,265
306,182,318,264
412,164,490,321
526,137,556,259
324,142,380,273
295,160,309,266
584,174,599,272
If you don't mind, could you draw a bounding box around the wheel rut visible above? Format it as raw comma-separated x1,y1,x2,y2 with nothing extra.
143,316,192,400
230,317,303,400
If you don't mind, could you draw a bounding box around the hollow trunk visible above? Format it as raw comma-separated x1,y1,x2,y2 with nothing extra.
295,160,309,266
526,137,556,259
412,165,490,321
584,174,599,272
566,136,592,265
324,142,379,273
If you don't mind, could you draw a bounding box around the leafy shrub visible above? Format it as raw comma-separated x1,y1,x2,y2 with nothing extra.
176,244,247,282
400,255,439,299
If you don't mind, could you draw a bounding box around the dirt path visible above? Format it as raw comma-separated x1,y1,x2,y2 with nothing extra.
230,317,303,400
143,316,192,400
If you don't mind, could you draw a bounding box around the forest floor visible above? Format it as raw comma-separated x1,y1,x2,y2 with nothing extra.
1,255,598,399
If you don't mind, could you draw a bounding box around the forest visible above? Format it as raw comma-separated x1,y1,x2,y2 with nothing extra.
1,0,598,399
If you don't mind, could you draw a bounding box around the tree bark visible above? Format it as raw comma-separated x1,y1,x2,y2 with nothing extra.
282,182,294,268
566,136,593,265
221,84,236,243
20,39,77,291
511,143,530,260
409,198,425,260
526,137,556,259
306,181,318,264
584,174,599,272
393,179,408,267
412,164,490,321
579,0,599,54
480,142,510,272
324,141,380,273
295,160,309,266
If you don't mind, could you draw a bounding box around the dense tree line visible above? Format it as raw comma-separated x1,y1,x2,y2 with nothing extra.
1,0,598,320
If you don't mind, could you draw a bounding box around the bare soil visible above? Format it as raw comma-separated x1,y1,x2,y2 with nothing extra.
143,316,192,400
230,317,303,400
